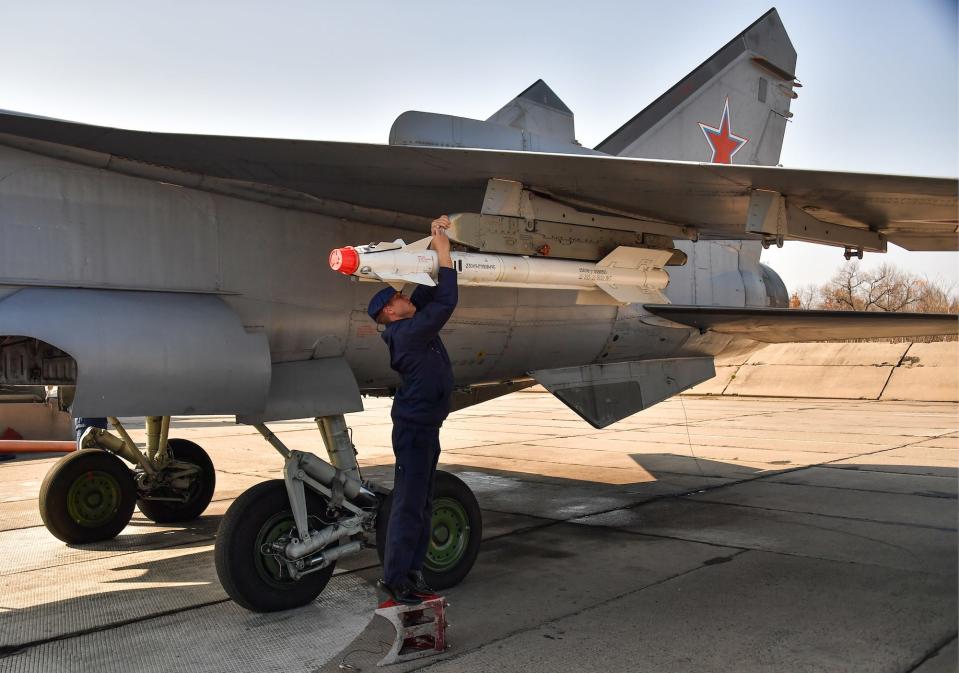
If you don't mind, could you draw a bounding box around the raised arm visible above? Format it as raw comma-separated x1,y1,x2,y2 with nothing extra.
405,268,458,339
411,215,454,310
404,216,458,341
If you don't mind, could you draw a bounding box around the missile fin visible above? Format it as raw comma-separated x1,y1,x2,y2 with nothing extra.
364,241,404,252
595,282,669,305
593,246,672,304
575,290,621,306
596,246,673,270
405,236,433,251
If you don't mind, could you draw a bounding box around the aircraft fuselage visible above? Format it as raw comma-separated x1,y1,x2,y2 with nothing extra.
0,142,769,414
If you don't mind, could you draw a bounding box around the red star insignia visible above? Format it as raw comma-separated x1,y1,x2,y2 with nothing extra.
698,97,748,164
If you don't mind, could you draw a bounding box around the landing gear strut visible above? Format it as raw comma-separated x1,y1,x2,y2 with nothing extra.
214,415,483,612
38,416,216,543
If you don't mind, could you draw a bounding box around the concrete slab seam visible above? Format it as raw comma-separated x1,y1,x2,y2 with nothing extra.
742,478,958,501
578,525,950,577
876,353,902,400
411,549,752,672
903,632,958,673
0,536,219,578
555,426,956,536
719,363,741,395
683,498,956,533
817,430,959,468
0,598,231,660
437,402,821,453
821,465,958,478
0,508,560,656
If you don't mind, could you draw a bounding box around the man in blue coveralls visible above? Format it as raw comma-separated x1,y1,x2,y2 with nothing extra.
367,215,457,605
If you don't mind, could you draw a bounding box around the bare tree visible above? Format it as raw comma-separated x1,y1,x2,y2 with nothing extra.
807,262,956,313
782,261,957,342
789,285,821,309
915,279,959,313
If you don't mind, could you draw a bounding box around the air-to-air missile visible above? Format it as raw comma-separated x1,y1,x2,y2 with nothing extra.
328,237,672,305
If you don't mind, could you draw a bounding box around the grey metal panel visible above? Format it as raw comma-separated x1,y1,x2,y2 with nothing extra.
531,357,716,428
236,358,363,424
644,305,959,342
759,264,790,308
0,113,952,250
485,80,576,142
389,111,600,155
666,240,758,307
392,81,584,153
503,79,573,115
449,380,536,413
0,288,270,416
0,144,220,292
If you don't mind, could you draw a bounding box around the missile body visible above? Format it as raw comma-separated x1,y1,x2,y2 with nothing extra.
329,239,672,305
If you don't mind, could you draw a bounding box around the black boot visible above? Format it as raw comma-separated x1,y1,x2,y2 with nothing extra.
377,579,422,606
408,570,433,595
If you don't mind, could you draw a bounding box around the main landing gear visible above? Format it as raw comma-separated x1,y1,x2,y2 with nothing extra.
39,416,216,543
214,416,482,612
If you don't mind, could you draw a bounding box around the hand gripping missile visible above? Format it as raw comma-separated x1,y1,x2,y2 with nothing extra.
329,237,672,305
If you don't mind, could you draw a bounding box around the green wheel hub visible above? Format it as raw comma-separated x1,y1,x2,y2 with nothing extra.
66,470,122,527
254,514,296,585
426,497,470,572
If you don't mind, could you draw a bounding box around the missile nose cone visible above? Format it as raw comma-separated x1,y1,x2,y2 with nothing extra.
329,247,359,275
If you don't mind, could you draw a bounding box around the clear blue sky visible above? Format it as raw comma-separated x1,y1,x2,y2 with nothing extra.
1,0,956,294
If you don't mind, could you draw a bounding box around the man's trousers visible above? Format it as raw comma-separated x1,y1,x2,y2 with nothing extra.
383,421,441,586
74,417,108,443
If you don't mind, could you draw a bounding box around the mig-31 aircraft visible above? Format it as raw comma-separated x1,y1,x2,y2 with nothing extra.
0,8,955,612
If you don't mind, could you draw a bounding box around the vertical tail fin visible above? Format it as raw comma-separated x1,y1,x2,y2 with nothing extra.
596,8,798,166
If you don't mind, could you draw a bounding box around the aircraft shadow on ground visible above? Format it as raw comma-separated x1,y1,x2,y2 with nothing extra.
66,513,223,553
437,454,762,492
624,453,958,482
0,455,953,654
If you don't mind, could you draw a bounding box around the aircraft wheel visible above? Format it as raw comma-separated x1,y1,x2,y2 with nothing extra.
376,470,482,590
137,439,216,523
215,480,336,612
39,449,137,543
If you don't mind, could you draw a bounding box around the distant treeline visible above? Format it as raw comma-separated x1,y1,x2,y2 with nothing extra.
790,262,957,342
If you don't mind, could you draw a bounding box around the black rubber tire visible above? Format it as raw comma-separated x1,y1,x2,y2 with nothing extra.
214,480,337,612
137,439,216,523
39,449,137,543
376,470,482,590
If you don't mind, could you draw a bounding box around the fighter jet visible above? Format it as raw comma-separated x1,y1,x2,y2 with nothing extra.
0,9,955,612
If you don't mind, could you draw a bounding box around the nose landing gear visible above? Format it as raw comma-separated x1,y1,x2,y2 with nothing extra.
38,416,216,543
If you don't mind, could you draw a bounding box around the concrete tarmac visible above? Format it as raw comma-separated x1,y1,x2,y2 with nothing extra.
0,393,955,672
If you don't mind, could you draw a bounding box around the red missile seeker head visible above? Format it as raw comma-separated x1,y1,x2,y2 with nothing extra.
329,247,359,275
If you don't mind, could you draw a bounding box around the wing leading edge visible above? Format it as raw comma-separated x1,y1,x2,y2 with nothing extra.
643,305,959,343
0,111,955,251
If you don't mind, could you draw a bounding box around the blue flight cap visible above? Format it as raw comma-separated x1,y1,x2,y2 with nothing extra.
367,287,397,322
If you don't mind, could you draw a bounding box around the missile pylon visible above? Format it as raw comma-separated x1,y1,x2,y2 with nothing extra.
328,237,672,305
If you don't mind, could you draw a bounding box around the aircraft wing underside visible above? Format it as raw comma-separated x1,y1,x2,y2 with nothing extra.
0,111,955,252
643,305,959,343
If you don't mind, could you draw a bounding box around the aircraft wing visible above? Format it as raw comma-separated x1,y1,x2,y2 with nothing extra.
644,305,959,343
0,111,955,251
